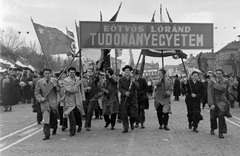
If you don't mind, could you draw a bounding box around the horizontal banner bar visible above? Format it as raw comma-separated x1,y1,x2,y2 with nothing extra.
79,21,213,49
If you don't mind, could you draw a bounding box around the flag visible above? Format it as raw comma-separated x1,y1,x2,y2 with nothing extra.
166,8,173,22
100,11,103,21
32,21,73,55
115,49,122,57
97,3,122,71
129,49,135,68
151,10,156,22
141,49,187,59
197,52,208,73
66,27,76,56
139,54,145,77
160,4,165,22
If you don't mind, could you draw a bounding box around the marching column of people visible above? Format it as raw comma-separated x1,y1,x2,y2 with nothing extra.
28,64,240,140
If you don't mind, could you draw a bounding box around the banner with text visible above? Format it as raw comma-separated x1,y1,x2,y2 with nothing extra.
79,21,213,49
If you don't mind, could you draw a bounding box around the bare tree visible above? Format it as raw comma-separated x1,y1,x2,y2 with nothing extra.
0,27,26,51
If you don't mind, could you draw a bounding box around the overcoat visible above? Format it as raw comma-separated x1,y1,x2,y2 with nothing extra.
35,77,60,124
63,76,85,116
154,77,173,113
136,77,149,109
173,78,181,96
102,75,119,115
119,76,139,118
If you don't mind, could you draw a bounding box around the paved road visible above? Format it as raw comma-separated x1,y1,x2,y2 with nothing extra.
0,97,240,156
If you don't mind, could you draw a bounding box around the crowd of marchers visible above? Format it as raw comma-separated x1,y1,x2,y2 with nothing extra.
0,66,240,140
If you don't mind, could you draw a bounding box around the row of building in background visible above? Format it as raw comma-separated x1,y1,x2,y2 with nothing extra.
143,39,240,77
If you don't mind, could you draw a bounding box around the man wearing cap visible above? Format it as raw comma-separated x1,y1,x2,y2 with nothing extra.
154,68,173,131
134,69,149,129
119,65,139,133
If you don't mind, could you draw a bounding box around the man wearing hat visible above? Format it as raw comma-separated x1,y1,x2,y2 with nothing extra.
134,69,149,129
119,65,139,133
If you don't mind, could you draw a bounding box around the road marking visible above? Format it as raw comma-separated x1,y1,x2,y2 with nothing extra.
18,128,39,136
0,128,42,152
205,109,240,128
0,123,37,141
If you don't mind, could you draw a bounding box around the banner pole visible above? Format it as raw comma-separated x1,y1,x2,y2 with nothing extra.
115,49,118,74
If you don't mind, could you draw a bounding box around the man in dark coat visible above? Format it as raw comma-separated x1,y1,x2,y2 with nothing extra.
134,69,149,129
102,68,119,130
202,75,210,109
119,65,139,133
185,71,204,133
173,75,181,101
32,71,44,124
237,77,240,107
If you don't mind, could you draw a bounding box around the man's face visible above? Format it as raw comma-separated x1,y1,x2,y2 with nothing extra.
216,71,223,79
44,71,51,79
68,70,76,78
124,69,131,76
158,71,163,77
61,73,67,79
87,69,94,76
135,74,140,79
192,73,198,81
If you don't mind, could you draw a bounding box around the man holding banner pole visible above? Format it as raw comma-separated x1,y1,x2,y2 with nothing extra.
119,65,139,133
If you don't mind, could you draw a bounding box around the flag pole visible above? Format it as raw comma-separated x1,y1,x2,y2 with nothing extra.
211,48,214,72
181,57,193,93
43,50,80,98
30,17,52,71
115,49,118,74
161,50,166,93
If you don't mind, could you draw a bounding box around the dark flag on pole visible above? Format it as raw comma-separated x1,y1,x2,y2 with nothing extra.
197,52,208,74
32,20,73,55
66,27,76,56
166,8,173,22
97,2,122,71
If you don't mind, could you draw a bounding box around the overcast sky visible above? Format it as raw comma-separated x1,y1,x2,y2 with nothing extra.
1,0,240,66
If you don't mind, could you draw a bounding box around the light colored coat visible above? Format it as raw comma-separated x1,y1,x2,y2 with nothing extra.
35,77,59,124
208,78,230,113
63,76,85,116
154,77,173,113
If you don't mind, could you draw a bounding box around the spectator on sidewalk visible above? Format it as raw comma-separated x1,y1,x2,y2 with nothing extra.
173,75,180,101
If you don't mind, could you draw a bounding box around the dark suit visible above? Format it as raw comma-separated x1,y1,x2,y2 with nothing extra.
173,78,181,101
202,81,208,109
136,77,149,124
185,80,204,129
119,76,139,130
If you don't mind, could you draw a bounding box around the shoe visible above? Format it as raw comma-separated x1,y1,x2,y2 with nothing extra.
86,127,91,131
159,126,163,129
8,107,12,111
122,129,128,133
77,127,82,132
99,116,103,119
130,124,134,130
141,123,145,129
52,129,57,135
37,122,41,125
43,136,50,140
210,130,215,135
69,133,75,137
135,123,139,128
117,119,121,123
4,109,8,112
62,127,67,131
164,126,170,131
219,133,224,139
188,123,192,129
111,127,115,130
105,122,110,128
193,128,199,133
